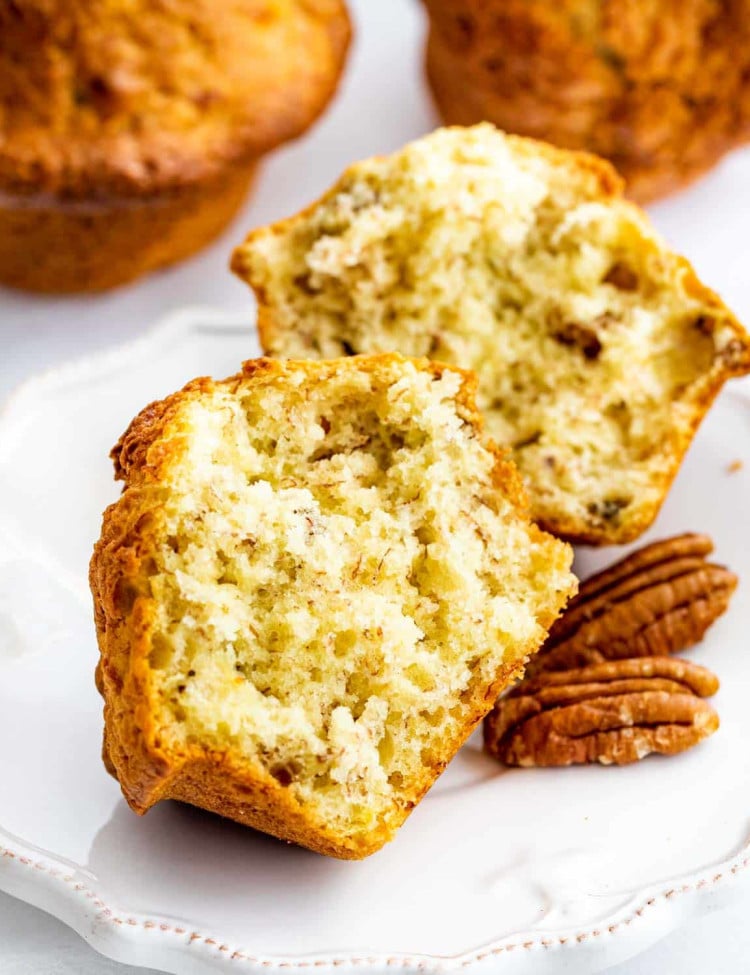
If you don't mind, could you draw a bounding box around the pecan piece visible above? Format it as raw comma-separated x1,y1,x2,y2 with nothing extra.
570,533,714,605
527,533,737,675
551,321,603,360
485,656,719,767
603,262,639,291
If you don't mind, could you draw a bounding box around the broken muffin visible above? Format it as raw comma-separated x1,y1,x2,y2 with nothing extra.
233,125,750,544
91,353,575,858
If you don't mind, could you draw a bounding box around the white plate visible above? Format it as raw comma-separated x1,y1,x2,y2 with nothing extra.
3,1,750,971
1,307,750,975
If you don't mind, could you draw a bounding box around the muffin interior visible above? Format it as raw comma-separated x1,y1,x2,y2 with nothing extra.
237,125,746,539
144,358,572,839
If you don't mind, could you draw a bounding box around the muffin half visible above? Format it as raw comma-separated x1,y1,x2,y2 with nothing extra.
233,125,750,544
91,354,575,858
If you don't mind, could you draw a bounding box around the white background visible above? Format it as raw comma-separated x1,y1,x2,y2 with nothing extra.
2,1,749,970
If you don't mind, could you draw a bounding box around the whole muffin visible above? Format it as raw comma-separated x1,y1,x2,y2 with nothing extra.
0,0,350,292
422,0,750,202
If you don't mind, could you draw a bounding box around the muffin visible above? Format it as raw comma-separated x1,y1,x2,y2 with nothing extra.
90,354,575,859
232,125,750,545
422,0,750,202
0,0,351,292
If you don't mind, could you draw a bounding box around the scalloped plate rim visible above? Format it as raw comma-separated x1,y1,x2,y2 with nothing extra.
1,305,749,975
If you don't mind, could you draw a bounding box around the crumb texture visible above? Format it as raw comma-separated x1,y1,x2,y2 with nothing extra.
93,354,574,856
235,125,750,543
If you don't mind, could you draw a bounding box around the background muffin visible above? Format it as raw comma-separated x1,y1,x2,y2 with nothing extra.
0,0,351,292
422,0,750,202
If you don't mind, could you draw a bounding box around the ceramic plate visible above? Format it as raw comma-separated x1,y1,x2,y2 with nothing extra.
1,308,749,975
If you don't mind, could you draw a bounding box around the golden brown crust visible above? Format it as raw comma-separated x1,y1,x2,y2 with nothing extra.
0,0,351,197
422,0,750,202
0,0,350,290
92,353,568,859
0,160,256,292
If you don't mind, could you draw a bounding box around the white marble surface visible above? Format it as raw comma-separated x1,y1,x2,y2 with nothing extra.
2,0,749,971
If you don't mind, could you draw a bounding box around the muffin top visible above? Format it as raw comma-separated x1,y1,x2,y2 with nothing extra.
0,0,350,199
422,0,750,199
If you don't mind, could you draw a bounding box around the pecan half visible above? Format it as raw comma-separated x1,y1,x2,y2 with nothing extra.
485,657,719,767
526,533,737,675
